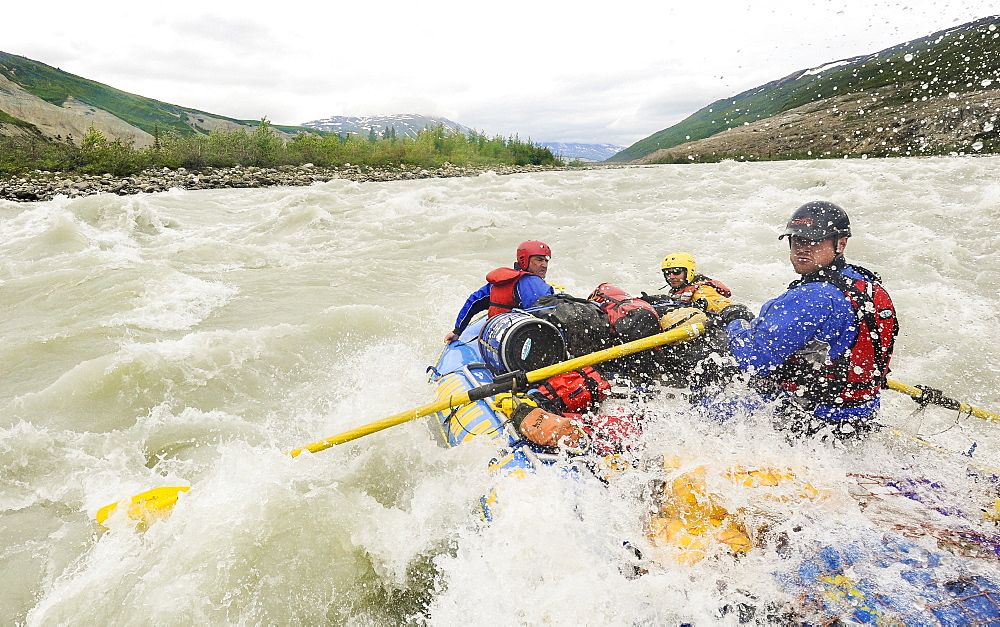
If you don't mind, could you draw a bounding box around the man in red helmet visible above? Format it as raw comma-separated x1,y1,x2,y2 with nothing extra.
444,240,555,343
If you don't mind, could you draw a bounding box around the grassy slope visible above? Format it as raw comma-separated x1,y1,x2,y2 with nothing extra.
0,107,38,130
0,52,306,137
609,15,1000,163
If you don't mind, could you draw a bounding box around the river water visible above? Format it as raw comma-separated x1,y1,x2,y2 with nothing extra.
2,158,999,624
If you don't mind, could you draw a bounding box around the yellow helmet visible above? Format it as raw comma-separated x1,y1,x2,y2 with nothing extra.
661,252,696,283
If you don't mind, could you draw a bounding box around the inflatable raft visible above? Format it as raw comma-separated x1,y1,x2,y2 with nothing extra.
427,311,1000,624
427,314,584,480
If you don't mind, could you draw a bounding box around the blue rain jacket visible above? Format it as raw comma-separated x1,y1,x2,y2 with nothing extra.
725,264,879,421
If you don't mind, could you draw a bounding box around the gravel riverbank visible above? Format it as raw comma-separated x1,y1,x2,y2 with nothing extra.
0,162,622,202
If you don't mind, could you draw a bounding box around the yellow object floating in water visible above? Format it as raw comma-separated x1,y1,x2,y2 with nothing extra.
95,486,190,530
647,461,821,564
987,499,1000,522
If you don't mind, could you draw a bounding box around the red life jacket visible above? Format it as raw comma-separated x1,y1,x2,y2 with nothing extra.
773,266,898,408
588,283,658,332
485,267,532,317
671,277,732,302
569,411,644,456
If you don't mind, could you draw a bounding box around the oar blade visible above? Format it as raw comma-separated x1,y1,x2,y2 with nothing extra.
96,486,190,529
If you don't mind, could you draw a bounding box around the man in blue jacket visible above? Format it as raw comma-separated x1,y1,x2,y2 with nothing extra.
443,240,555,343
718,201,899,439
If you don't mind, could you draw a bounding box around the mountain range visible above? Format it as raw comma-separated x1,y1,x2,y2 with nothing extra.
610,15,1000,163
0,62,616,161
298,114,471,139
3,15,999,166
536,142,625,162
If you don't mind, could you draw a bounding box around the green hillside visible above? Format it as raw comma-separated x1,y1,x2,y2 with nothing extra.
0,52,303,137
610,15,1000,163
0,107,37,130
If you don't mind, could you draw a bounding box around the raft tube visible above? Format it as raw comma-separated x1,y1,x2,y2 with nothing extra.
428,315,561,477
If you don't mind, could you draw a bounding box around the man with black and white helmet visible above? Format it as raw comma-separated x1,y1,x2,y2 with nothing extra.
719,201,899,439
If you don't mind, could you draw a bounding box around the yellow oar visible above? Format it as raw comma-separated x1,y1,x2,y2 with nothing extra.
886,379,1000,423
288,322,705,456
97,323,707,528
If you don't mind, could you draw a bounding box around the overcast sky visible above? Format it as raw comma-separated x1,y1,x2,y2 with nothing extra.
2,1,996,147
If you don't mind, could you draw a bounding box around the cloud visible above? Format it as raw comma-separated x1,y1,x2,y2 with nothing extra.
2,0,997,145
162,15,276,51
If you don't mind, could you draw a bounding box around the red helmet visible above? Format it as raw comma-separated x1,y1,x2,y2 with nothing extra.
516,240,551,270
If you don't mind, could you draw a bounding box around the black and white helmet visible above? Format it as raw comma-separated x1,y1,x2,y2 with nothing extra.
779,201,852,241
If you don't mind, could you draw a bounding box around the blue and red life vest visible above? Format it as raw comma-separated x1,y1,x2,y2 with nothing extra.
771,265,898,408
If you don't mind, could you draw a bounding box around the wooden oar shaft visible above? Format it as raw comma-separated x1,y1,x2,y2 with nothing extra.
886,379,1000,422
286,323,706,457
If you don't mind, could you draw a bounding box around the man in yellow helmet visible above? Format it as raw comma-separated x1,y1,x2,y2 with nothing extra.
645,253,740,392
656,252,734,313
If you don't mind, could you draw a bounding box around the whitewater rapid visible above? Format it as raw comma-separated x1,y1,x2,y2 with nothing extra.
2,157,999,624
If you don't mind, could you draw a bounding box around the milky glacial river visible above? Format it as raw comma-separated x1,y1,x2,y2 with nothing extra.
2,157,999,624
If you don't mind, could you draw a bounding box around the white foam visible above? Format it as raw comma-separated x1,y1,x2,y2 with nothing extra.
106,272,238,331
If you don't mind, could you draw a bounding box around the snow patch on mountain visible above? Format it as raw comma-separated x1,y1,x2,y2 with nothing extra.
299,114,471,139
536,142,626,162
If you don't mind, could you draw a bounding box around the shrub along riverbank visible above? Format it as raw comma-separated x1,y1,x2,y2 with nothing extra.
0,120,559,175
0,120,575,200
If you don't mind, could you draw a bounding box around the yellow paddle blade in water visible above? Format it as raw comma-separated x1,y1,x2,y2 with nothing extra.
95,486,190,529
